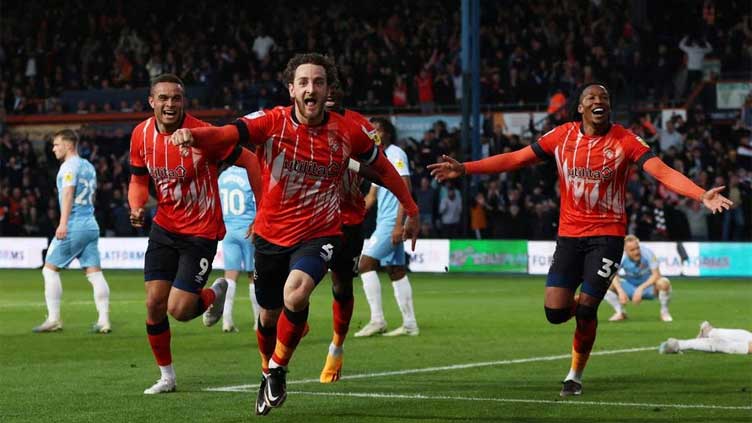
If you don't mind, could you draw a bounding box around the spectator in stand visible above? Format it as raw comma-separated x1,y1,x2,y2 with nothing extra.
722,174,746,240
438,183,462,237
470,193,488,239
679,35,712,96
658,118,686,153
415,176,436,234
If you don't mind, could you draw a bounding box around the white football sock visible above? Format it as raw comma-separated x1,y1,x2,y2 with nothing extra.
42,267,62,322
565,368,583,384
222,278,236,325
249,283,260,327
603,290,623,314
268,358,285,369
328,342,343,357
86,271,110,325
678,338,749,354
360,271,384,324
392,276,417,328
159,364,176,380
709,328,752,343
658,290,670,313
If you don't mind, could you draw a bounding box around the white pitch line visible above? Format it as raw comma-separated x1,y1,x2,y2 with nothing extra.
289,390,752,411
0,299,143,309
205,346,655,392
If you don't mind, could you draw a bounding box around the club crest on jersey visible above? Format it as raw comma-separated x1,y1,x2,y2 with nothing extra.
604,148,615,160
328,133,340,153
567,166,613,181
149,165,187,180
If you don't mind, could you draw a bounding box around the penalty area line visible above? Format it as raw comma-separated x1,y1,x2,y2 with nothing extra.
205,346,655,392
290,390,752,411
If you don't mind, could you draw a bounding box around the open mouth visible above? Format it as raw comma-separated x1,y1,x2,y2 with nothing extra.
592,107,606,116
163,109,177,118
304,98,317,107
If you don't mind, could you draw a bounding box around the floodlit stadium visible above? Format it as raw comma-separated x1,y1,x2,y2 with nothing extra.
1,0,750,421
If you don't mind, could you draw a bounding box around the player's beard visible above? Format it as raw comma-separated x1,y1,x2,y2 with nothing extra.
295,96,323,123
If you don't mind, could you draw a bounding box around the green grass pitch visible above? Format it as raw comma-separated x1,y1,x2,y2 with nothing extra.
1,269,750,422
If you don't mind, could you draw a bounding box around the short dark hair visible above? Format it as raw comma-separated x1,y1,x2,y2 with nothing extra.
53,129,79,145
282,53,338,86
569,82,610,121
370,117,397,142
150,73,184,94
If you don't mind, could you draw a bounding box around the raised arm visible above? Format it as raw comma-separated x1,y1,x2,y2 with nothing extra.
642,157,732,213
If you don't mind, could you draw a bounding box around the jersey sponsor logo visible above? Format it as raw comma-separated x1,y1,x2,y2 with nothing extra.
566,166,613,181
282,158,341,179
149,165,187,180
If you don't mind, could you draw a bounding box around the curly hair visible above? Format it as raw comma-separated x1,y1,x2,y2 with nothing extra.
282,53,338,86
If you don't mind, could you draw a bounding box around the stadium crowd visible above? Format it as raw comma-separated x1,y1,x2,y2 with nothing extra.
2,0,750,113
2,105,749,241
0,0,750,241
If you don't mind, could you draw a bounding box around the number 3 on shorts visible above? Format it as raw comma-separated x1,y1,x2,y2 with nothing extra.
597,257,618,279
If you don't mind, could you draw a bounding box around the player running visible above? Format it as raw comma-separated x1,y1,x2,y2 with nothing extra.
319,84,385,383
128,74,261,395
354,117,419,338
169,53,420,415
603,235,673,322
33,129,111,334
208,164,260,332
429,82,732,397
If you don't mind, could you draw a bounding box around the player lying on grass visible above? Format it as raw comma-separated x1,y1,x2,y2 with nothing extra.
660,321,752,354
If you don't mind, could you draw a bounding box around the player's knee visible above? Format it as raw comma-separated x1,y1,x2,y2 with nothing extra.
388,266,406,281
575,303,598,321
145,296,168,316
358,256,377,274
657,277,671,291
167,302,194,322
545,306,573,324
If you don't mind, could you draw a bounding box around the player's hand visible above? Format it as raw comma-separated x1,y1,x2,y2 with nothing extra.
701,186,733,214
130,207,145,228
169,128,194,157
618,291,628,305
391,224,403,246
632,288,644,305
245,223,255,240
402,214,420,251
427,155,465,182
55,224,67,240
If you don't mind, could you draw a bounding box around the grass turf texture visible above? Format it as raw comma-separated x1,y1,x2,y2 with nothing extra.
1,270,750,422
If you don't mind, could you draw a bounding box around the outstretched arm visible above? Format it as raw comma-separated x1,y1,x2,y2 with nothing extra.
170,123,243,155
428,146,540,181
642,157,732,213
